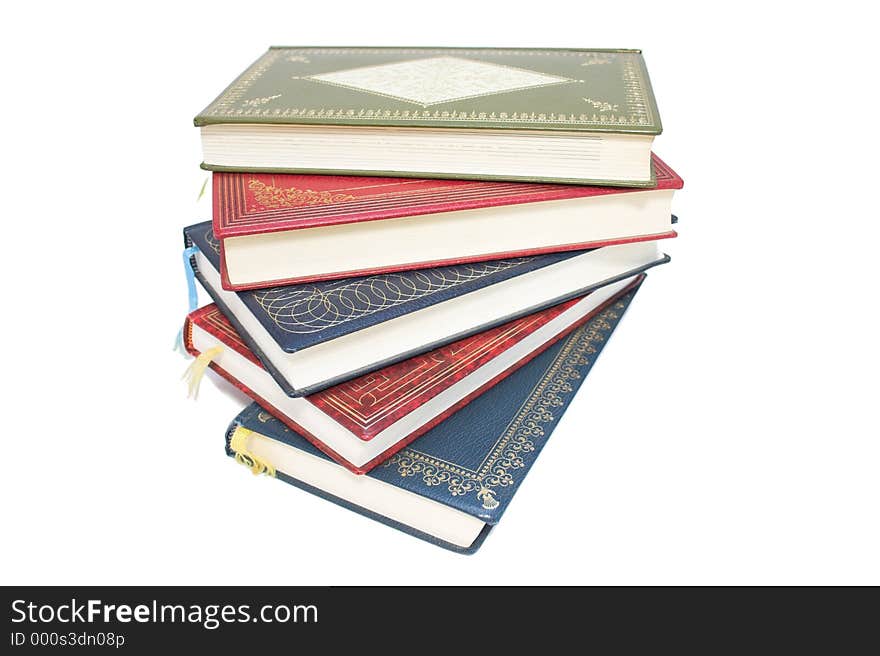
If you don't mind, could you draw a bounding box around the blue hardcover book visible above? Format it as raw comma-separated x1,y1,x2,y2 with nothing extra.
224,279,639,553
185,222,665,396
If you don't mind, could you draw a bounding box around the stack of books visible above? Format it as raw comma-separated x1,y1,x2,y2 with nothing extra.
181,47,683,553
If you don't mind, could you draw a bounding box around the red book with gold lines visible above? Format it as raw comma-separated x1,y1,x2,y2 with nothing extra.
212,154,682,289
184,275,642,473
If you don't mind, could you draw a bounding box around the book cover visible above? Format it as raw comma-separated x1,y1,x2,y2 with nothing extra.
186,277,637,472
196,47,661,135
224,279,638,552
213,154,682,240
185,221,588,353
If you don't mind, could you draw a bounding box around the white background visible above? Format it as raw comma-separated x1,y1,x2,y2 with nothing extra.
1,1,878,585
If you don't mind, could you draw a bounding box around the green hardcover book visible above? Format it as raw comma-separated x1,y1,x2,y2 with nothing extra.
195,47,662,186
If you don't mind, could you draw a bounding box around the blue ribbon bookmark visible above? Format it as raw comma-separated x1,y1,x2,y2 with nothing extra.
173,245,200,355
182,245,199,311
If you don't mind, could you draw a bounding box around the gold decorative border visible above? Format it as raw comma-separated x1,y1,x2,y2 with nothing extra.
382,300,624,509
198,48,656,128
202,49,283,118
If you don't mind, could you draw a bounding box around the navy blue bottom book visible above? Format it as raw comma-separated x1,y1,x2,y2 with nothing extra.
225,279,640,553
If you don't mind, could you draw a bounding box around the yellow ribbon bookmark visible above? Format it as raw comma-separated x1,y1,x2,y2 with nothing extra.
229,427,276,477
197,176,209,201
181,346,223,400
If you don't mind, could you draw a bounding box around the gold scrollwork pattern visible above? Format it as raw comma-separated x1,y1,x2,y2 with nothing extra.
248,179,356,208
253,259,532,334
383,304,622,510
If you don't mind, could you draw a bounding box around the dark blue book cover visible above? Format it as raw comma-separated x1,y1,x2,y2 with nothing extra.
224,279,639,553
185,221,586,353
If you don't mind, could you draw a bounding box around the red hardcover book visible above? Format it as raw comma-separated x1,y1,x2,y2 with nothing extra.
184,275,642,473
213,154,682,290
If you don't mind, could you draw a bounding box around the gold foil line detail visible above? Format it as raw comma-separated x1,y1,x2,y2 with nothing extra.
203,49,282,116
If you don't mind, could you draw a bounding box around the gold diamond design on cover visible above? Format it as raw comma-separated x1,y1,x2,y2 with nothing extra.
308,56,573,107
